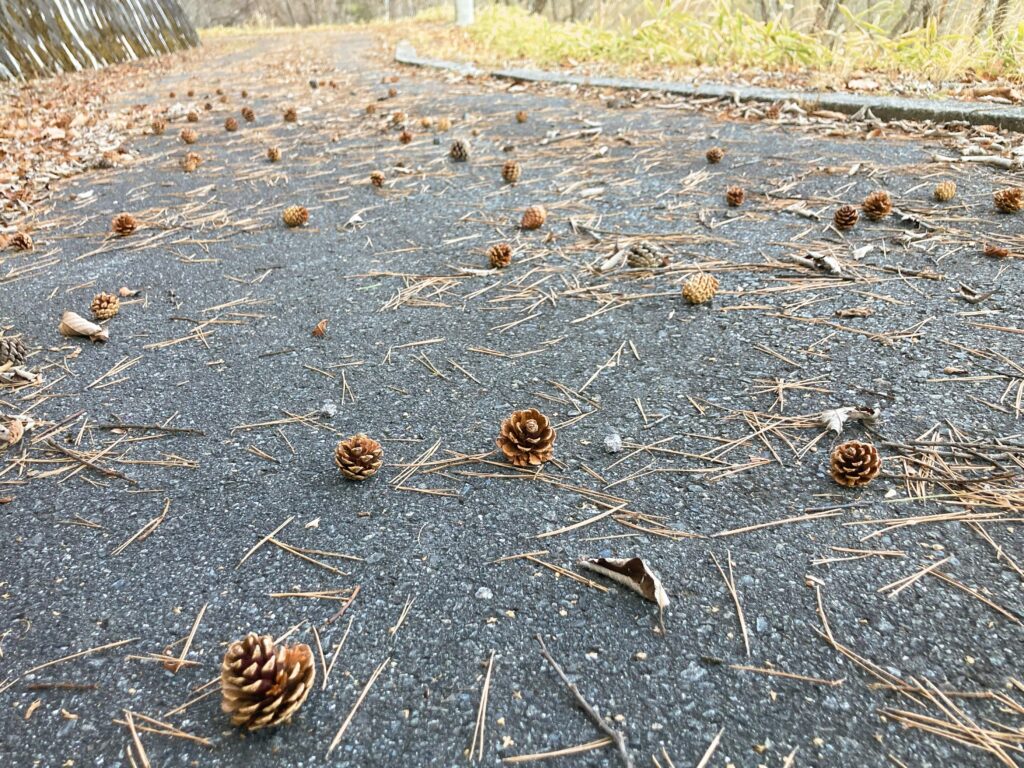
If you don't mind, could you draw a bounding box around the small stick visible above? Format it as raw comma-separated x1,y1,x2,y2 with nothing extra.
535,634,633,768
326,656,390,756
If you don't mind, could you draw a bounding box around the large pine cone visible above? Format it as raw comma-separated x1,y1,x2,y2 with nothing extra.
450,139,470,162
497,409,556,467
521,205,547,230
830,440,881,487
488,243,513,269
833,204,859,230
334,434,384,480
91,293,120,321
221,633,315,731
0,337,27,366
111,213,138,235
282,206,309,228
681,273,719,305
626,241,666,269
862,191,892,221
994,187,1023,213
502,160,521,184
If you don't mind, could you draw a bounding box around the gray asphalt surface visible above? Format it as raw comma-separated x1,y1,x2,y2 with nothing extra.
1,30,1022,767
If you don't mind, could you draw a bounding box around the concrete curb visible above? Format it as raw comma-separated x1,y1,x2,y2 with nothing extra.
395,40,1024,133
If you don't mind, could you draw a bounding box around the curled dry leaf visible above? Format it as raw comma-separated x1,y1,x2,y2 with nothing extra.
819,404,881,435
119,286,141,298
311,319,328,338
59,311,109,342
579,557,670,611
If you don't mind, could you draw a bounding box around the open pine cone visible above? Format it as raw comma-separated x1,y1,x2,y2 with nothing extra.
398,129,413,144
241,106,255,122
111,213,138,236
994,187,1023,213
497,409,556,467
450,139,470,162
224,116,238,132
830,440,881,487
370,170,385,188
267,146,281,162
521,205,547,230
152,117,167,135
186,111,199,122
984,243,1010,258
862,190,892,220
282,206,309,228
488,242,513,268
0,337,27,367
705,146,725,164
91,292,120,321
833,204,859,230
221,633,315,731
725,186,745,207
436,117,451,132
681,273,719,305
933,181,956,202
180,127,198,144
9,232,33,251
334,434,384,480
502,160,521,184
627,241,666,269
283,106,298,123
181,152,202,172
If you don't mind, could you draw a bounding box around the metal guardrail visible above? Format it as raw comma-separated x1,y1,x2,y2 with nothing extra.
0,0,199,80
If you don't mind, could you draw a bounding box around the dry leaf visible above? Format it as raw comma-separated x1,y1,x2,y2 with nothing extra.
311,319,329,338
818,404,881,434
579,557,669,610
59,311,109,342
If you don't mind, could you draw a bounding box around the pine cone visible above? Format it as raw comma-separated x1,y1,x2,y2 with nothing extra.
391,111,405,126
497,409,556,467
282,206,309,228
180,128,198,144
515,110,528,123
111,213,138,236
994,187,1023,213
186,111,199,123
152,117,167,135
829,440,881,487
221,633,315,731
241,90,249,98
488,242,513,268
9,232,33,251
764,102,782,120
706,146,725,164
283,106,298,123
725,185,745,207
502,160,521,184
334,433,384,480
91,292,120,321
681,273,719,305
370,170,385,188
0,337,27,366
627,241,666,268
180,152,202,172
833,204,859,230
420,117,432,129
365,103,377,115
436,117,451,132
984,243,1010,258
450,139,470,162
224,116,238,132
204,101,213,111
267,146,281,162
398,129,413,144
862,190,892,220
933,180,956,202
241,106,255,122
521,205,547,230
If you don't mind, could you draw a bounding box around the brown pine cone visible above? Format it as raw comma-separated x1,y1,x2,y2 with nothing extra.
224,116,238,132
764,102,782,120
984,243,1010,258
204,101,213,110
0,337,27,366
497,409,556,467
515,110,528,123
450,139,470,162
221,633,315,731
521,205,547,230
862,190,892,220
830,440,881,487
681,273,719,305
725,185,745,207
241,106,255,122
186,111,199,123
370,170,386,188
388,87,398,98
365,103,378,115
282,206,309,228
9,232,33,251
91,292,120,321
267,146,281,162
706,146,725,164
933,180,956,202
994,187,1023,213
502,160,521,184
436,117,451,132
391,111,405,126
420,117,433,129
833,204,859,230
283,106,298,123
152,117,167,135
488,242,513,268
241,89,249,98
180,152,202,172
398,129,413,144
111,213,138,236
180,128,198,144
334,434,384,480
627,241,667,268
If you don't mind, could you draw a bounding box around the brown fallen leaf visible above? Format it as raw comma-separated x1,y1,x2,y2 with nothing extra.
579,557,669,611
835,306,874,318
312,319,329,338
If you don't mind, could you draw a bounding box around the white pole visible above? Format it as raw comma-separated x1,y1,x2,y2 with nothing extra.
455,0,474,26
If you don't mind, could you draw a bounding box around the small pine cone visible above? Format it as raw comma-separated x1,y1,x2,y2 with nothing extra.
398,129,413,144
933,180,956,202
391,111,405,126
180,128,198,144
502,160,521,184
186,89,195,97
282,206,309,228
283,106,298,123
520,205,547,230
241,89,248,98
984,243,1010,258
221,633,315,731
205,101,213,110
436,117,451,132
993,187,1023,213
488,242,513,268
370,170,386,188
334,434,384,480
216,88,224,96
627,241,666,268
706,146,725,164
862,190,892,220
829,440,881,487
91,292,120,321
365,103,377,115
420,117,432,129
725,185,745,207
9,232,33,251
764,102,782,120
388,87,398,98
450,139,470,162
186,111,199,123
681,273,719,305
0,337,27,367
833,204,859,230
515,110,528,123
267,146,281,162
224,116,238,132
152,117,167,135
180,152,202,172
111,213,138,236
497,409,556,467
241,107,255,122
